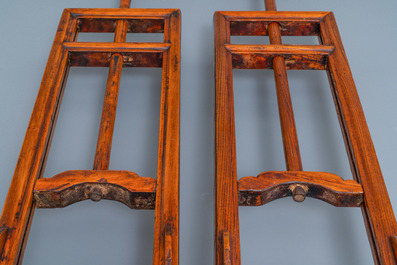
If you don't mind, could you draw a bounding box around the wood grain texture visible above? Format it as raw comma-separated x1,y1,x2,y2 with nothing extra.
319,12,397,265
93,9,128,171
0,7,181,265
119,0,131,9
223,11,328,37
152,9,181,265
264,0,277,12
223,231,232,265
214,9,397,265
33,170,155,209
392,236,397,262
238,171,363,207
65,42,168,68
93,54,123,170
267,21,302,171
0,9,78,265
78,18,164,33
226,44,333,70
0,229,7,256
214,11,241,265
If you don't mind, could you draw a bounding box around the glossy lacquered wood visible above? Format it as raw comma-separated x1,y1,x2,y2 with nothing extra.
215,4,397,265
0,7,180,265
239,171,363,207
319,12,397,265
34,170,156,209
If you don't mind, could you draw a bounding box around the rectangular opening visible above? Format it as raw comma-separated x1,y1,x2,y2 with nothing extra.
281,35,319,45
125,33,164,42
231,35,270,45
77,32,115,42
43,67,109,178
287,70,353,179
233,69,285,179
109,67,162,179
239,200,373,265
24,201,154,265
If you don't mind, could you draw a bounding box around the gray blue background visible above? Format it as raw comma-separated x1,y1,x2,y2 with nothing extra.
0,0,396,264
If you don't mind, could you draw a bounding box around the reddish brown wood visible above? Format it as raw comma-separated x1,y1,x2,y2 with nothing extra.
214,11,241,265
152,9,181,265
119,0,131,9
65,42,168,67
0,229,7,256
227,44,334,70
34,170,156,209
226,11,327,37
78,18,164,33
215,9,397,265
319,12,397,265
267,21,302,170
93,10,128,171
0,9,77,264
265,0,277,12
93,54,123,170
238,171,363,207
114,20,128,42
0,7,180,265
223,231,232,265
392,236,397,261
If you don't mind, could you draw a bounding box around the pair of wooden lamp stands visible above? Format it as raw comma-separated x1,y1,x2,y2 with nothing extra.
0,0,396,264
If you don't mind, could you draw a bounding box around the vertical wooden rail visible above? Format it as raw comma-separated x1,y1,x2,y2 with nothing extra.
152,10,181,265
93,1,130,170
0,10,78,265
320,12,397,265
214,12,241,265
265,0,302,171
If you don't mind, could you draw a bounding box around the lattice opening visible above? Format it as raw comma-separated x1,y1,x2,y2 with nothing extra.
110,67,162,178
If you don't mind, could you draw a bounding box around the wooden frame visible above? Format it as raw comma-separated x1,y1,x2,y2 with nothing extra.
0,7,180,265
215,11,397,265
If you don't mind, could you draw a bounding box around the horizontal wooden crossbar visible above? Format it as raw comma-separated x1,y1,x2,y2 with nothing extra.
238,171,363,207
0,7,181,265
226,44,334,69
63,42,169,67
215,9,397,265
34,170,156,209
219,11,330,36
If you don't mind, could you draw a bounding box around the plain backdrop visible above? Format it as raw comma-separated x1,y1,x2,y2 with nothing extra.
0,0,396,264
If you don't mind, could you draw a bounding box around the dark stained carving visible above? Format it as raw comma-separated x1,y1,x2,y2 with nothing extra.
238,171,363,207
34,170,156,209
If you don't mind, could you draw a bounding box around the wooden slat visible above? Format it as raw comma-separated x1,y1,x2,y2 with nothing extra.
69,8,178,18
63,41,170,52
64,42,168,67
320,12,397,265
226,44,334,70
391,236,397,261
214,11,241,265
0,228,8,255
238,171,363,207
220,11,330,20
152,9,181,265
0,9,77,264
78,18,164,33
33,170,156,209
